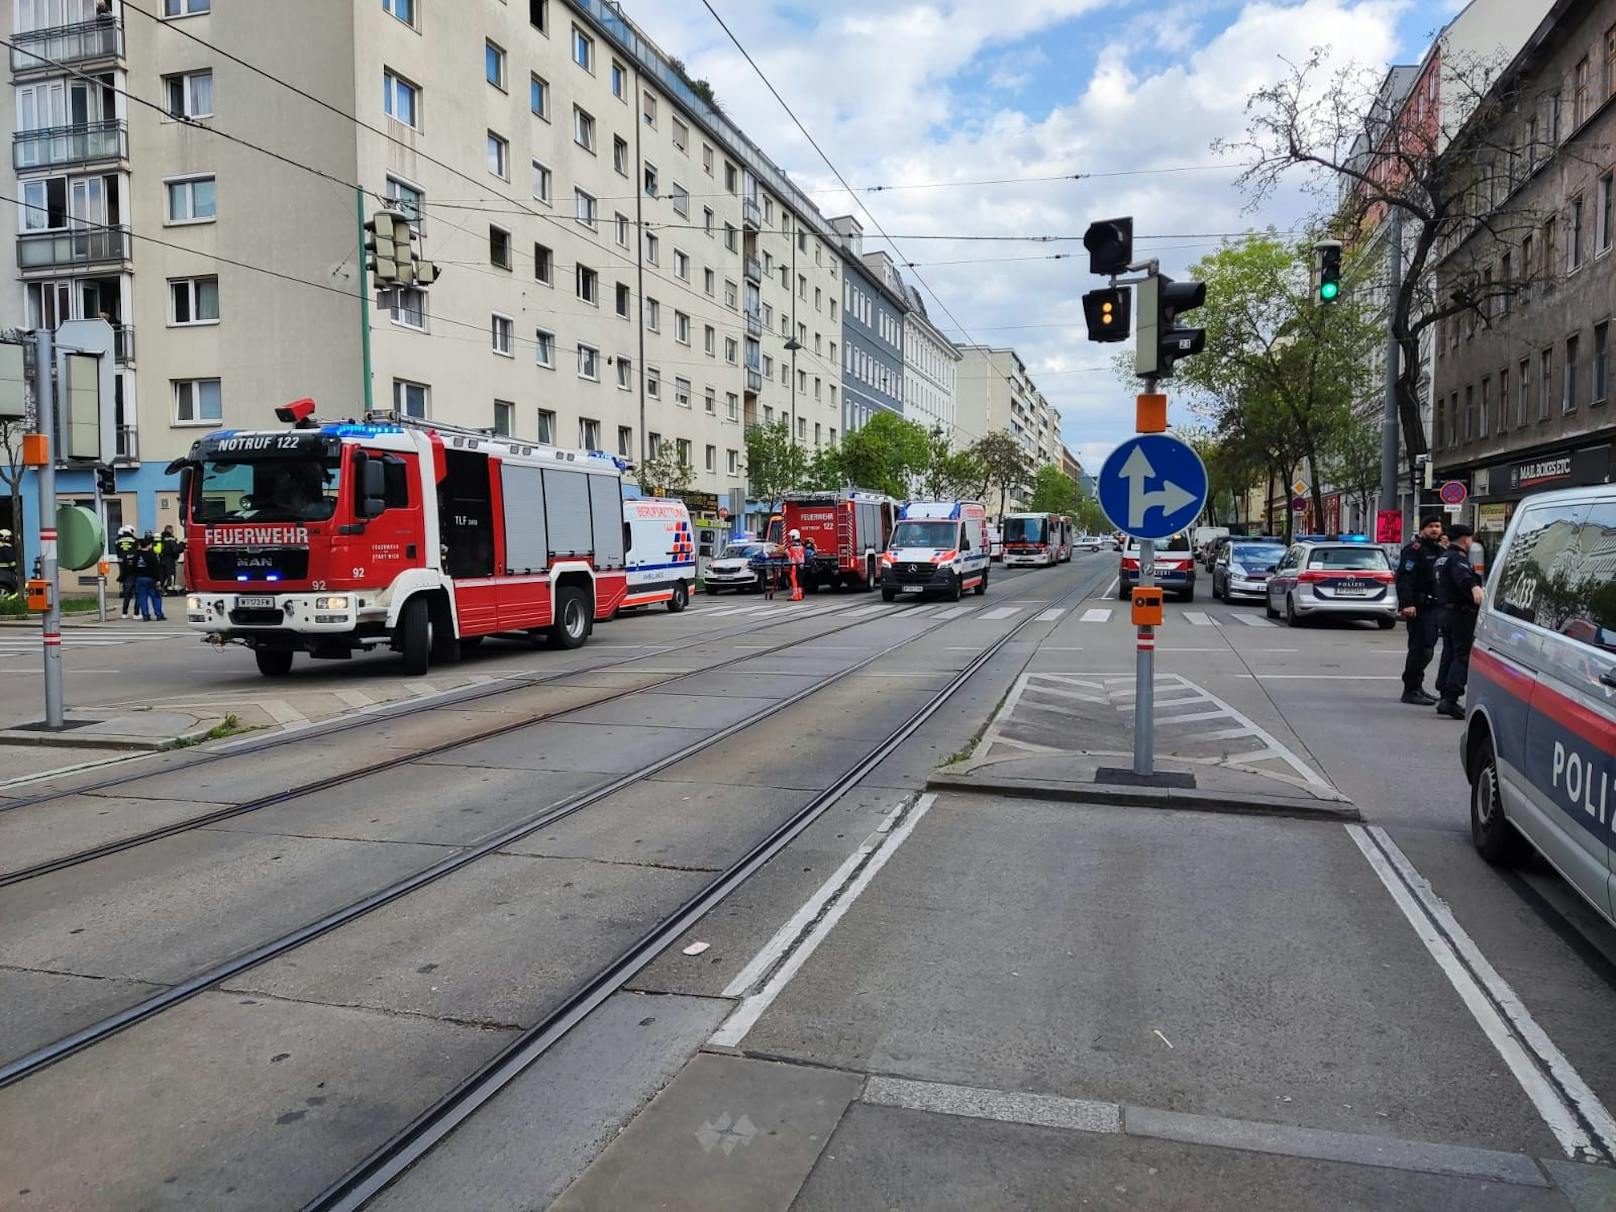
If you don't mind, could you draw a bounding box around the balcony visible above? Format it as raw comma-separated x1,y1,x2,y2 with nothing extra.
743,197,762,230
17,226,131,272
113,425,137,464
11,18,123,74
745,309,762,337
745,368,763,394
14,119,126,171
744,256,762,283
112,323,133,365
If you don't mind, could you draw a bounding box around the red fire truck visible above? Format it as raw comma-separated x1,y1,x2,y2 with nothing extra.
176,401,629,677
766,490,897,591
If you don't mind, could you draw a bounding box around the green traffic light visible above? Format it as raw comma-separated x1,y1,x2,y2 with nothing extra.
1319,281,1339,301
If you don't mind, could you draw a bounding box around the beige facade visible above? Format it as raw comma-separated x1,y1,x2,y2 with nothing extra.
4,0,846,528
956,344,1063,510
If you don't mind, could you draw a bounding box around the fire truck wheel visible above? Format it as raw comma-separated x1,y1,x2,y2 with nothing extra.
549,585,590,649
254,647,294,677
668,582,689,613
399,596,431,675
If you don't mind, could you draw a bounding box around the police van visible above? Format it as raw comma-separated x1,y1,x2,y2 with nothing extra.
1464,485,1616,927
621,497,695,613
879,501,990,601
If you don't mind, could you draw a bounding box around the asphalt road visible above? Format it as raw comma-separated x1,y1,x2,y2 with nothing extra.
4,552,1616,1211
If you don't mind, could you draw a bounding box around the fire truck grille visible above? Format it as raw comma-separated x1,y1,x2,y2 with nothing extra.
205,547,311,581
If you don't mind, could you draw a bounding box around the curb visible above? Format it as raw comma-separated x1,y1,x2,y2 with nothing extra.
925,771,1361,822
0,725,217,752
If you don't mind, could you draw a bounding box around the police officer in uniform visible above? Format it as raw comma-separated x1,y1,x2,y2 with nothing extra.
1395,514,1446,705
1433,523,1485,719
114,524,139,618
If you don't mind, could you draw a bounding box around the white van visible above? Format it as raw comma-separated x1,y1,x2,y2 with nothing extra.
622,497,695,612
880,501,991,601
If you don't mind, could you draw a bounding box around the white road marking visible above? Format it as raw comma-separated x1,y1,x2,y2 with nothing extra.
1080,608,1113,623
1035,608,1066,622
1230,614,1276,627
1348,824,1616,1162
1237,674,1402,680
931,605,975,620
1101,578,1119,598
712,794,937,1049
981,606,1022,621
1183,612,1222,627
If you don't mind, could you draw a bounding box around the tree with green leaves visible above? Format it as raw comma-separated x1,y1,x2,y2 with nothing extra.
1028,464,1079,515
1071,493,1109,535
635,445,695,497
970,431,1033,519
743,420,807,510
835,412,932,499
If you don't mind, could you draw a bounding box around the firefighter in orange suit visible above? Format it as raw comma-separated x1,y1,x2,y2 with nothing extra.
785,528,806,601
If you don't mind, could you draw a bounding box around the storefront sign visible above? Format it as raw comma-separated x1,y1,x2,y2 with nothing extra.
1504,445,1611,493
1476,503,1513,532
1376,509,1402,544
676,489,721,513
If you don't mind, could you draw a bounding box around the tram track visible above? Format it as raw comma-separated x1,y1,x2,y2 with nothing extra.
0,564,1087,1091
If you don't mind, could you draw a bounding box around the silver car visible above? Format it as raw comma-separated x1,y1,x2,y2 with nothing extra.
1464,486,1616,927
1264,541,1398,627
703,541,778,594
1212,540,1287,602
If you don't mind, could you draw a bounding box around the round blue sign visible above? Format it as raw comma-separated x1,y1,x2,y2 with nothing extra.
1097,435,1210,540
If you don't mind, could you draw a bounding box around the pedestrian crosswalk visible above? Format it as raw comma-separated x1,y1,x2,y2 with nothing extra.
0,625,190,658
686,598,1053,624
1068,607,1277,627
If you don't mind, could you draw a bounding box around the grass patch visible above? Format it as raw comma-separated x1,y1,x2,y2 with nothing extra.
939,679,1019,768
0,595,101,617
171,713,255,748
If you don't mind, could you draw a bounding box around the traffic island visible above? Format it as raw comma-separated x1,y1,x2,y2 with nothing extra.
0,708,253,751
928,668,1359,822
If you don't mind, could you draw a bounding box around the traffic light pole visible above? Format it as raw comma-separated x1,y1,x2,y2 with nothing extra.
1133,370,1159,778
357,187,375,414
34,328,63,729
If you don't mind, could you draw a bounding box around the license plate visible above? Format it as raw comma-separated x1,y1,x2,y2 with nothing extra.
237,595,275,608
1333,587,1371,597
1153,565,1183,576
900,584,925,593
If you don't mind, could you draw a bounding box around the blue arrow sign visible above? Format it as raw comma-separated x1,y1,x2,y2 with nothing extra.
1097,434,1209,540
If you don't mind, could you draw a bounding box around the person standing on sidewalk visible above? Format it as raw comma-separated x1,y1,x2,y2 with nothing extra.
114,524,139,618
784,529,807,602
157,524,184,593
1395,514,1445,706
1432,523,1485,719
133,535,166,621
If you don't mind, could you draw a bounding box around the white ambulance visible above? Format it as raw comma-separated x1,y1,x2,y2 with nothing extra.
621,497,696,613
879,501,991,602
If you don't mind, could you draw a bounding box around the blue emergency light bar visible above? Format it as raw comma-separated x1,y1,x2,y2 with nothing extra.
323,423,405,437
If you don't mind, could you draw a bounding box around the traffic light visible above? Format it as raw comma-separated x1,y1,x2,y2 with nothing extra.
365,211,440,289
1315,239,1343,304
1082,287,1131,343
1082,217,1134,276
1135,274,1206,379
95,465,115,496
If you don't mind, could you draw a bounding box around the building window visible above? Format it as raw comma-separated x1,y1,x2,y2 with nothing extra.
390,287,426,330
648,432,662,457
491,313,513,357
382,0,413,26
1606,23,1616,100
530,0,547,33
643,232,659,264
572,25,593,71
573,106,596,152
164,0,209,16
673,249,689,280
724,338,738,364
611,61,627,100
1570,194,1585,270
724,280,738,309
1574,57,1590,126
531,160,552,203
672,184,689,217
487,132,509,179
383,69,419,128
618,425,633,454
675,312,690,344
577,264,597,304
615,281,631,318
703,268,715,296
702,143,714,175
642,90,657,127
1479,377,1490,438
530,74,549,119
538,409,557,444
676,438,692,468
704,387,716,415
1499,368,1510,432
615,213,630,247
486,40,506,91
617,359,632,391
705,444,716,473
165,175,216,224
174,377,221,423
169,276,219,325
1599,173,1614,255
727,448,739,475
703,207,714,236
704,325,716,355
672,119,688,152
726,393,738,421
579,417,601,449
1518,357,1530,426
724,224,738,252
575,187,596,227
644,297,660,331
646,368,661,399
386,176,424,229
724,162,738,193
535,329,555,368
675,377,692,409
534,243,553,285
1540,349,1553,420
577,344,599,380
1595,323,1610,404
494,400,514,436
644,164,658,197
164,70,213,119
1566,334,1580,411
489,225,511,269
613,136,629,176
394,379,428,418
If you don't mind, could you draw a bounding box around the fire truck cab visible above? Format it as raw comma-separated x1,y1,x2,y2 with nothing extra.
177,403,628,676
766,490,896,592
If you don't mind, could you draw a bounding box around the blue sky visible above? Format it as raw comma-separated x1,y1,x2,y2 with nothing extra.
648,0,1462,471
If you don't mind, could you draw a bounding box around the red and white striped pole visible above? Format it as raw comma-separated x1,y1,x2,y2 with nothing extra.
35,328,64,729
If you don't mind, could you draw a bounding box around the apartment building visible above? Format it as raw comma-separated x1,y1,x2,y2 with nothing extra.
956,344,1062,509
898,281,960,441
1431,0,1616,554
831,217,905,433
3,0,846,538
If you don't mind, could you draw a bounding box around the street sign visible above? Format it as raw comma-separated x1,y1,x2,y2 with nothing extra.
1292,479,1308,497
1290,496,1307,512
1439,480,1468,506
1097,435,1209,540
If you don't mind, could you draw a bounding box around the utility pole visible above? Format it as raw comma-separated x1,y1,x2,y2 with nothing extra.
356,187,374,414
789,234,798,446
1378,207,1402,527
34,328,62,729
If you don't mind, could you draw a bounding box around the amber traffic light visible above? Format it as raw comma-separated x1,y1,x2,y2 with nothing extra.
1082,287,1131,343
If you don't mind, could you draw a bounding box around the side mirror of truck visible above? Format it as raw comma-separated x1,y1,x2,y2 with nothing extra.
357,454,387,519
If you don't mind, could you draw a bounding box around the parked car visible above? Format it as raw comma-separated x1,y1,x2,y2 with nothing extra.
1118,533,1196,601
703,540,782,594
1211,539,1289,602
1463,485,1615,929
1075,534,1105,552
1264,541,1398,627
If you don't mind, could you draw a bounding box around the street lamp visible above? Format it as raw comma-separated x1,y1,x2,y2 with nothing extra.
784,336,802,445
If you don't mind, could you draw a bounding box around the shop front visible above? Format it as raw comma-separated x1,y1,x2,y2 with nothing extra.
1467,442,1613,554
